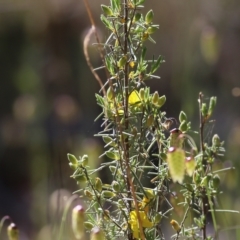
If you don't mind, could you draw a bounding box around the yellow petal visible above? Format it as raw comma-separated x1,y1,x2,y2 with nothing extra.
129,90,141,105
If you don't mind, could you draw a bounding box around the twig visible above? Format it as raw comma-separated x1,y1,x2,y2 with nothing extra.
198,92,207,240
83,0,107,95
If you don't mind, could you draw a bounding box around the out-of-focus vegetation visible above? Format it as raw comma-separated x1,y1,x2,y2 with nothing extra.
0,0,239,239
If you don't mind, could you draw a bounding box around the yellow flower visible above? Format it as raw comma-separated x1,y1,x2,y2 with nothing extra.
128,90,141,105
139,189,155,213
129,210,153,239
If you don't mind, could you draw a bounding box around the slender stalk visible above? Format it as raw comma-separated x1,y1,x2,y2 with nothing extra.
121,2,145,240
198,92,207,240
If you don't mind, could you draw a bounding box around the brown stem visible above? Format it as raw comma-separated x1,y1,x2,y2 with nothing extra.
83,0,108,95
122,1,144,240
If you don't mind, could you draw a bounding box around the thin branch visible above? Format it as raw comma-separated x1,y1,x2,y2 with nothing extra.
83,27,106,95
83,0,108,95
198,92,207,240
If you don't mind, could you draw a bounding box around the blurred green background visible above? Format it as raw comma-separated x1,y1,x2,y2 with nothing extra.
0,0,239,239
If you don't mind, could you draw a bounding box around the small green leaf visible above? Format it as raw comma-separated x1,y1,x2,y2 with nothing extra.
67,154,78,169
84,222,94,230
133,12,141,22
105,55,115,75
212,134,220,147
140,47,147,64
95,177,103,192
106,150,120,160
179,111,187,123
102,190,115,198
95,93,105,107
147,26,159,34
117,56,127,68
100,15,113,31
150,55,163,74
201,103,208,118
101,5,113,16
145,10,154,24
179,120,188,132
208,96,217,118
155,95,166,108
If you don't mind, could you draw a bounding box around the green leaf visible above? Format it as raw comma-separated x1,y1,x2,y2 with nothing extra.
140,47,147,64
105,55,115,75
147,26,159,34
208,96,217,117
101,5,113,16
110,0,120,12
106,150,120,160
95,93,105,107
150,55,163,74
179,120,188,132
145,10,154,24
100,15,113,31
135,0,145,6
179,111,187,123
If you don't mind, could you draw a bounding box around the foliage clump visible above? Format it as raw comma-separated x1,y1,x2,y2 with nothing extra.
67,0,237,239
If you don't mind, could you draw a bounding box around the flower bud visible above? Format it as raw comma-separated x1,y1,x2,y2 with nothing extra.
107,87,114,101
84,221,94,230
139,88,145,101
144,189,155,200
208,96,217,118
212,134,220,147
152,91,159,105
142,32,149,41
84,190,94,200
129,61,135,68
102,190,115,198
103,210,110,220
90,227,105,240
74,174,87,183
145,10,154,24
95,177,103,192
201,103,208,118
170,219,181,232
67,153,78,170
81,155,88,167
7,223,19,240
72,205,85,239
157,95,166,108
112,180,120,192
146,114,154,127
